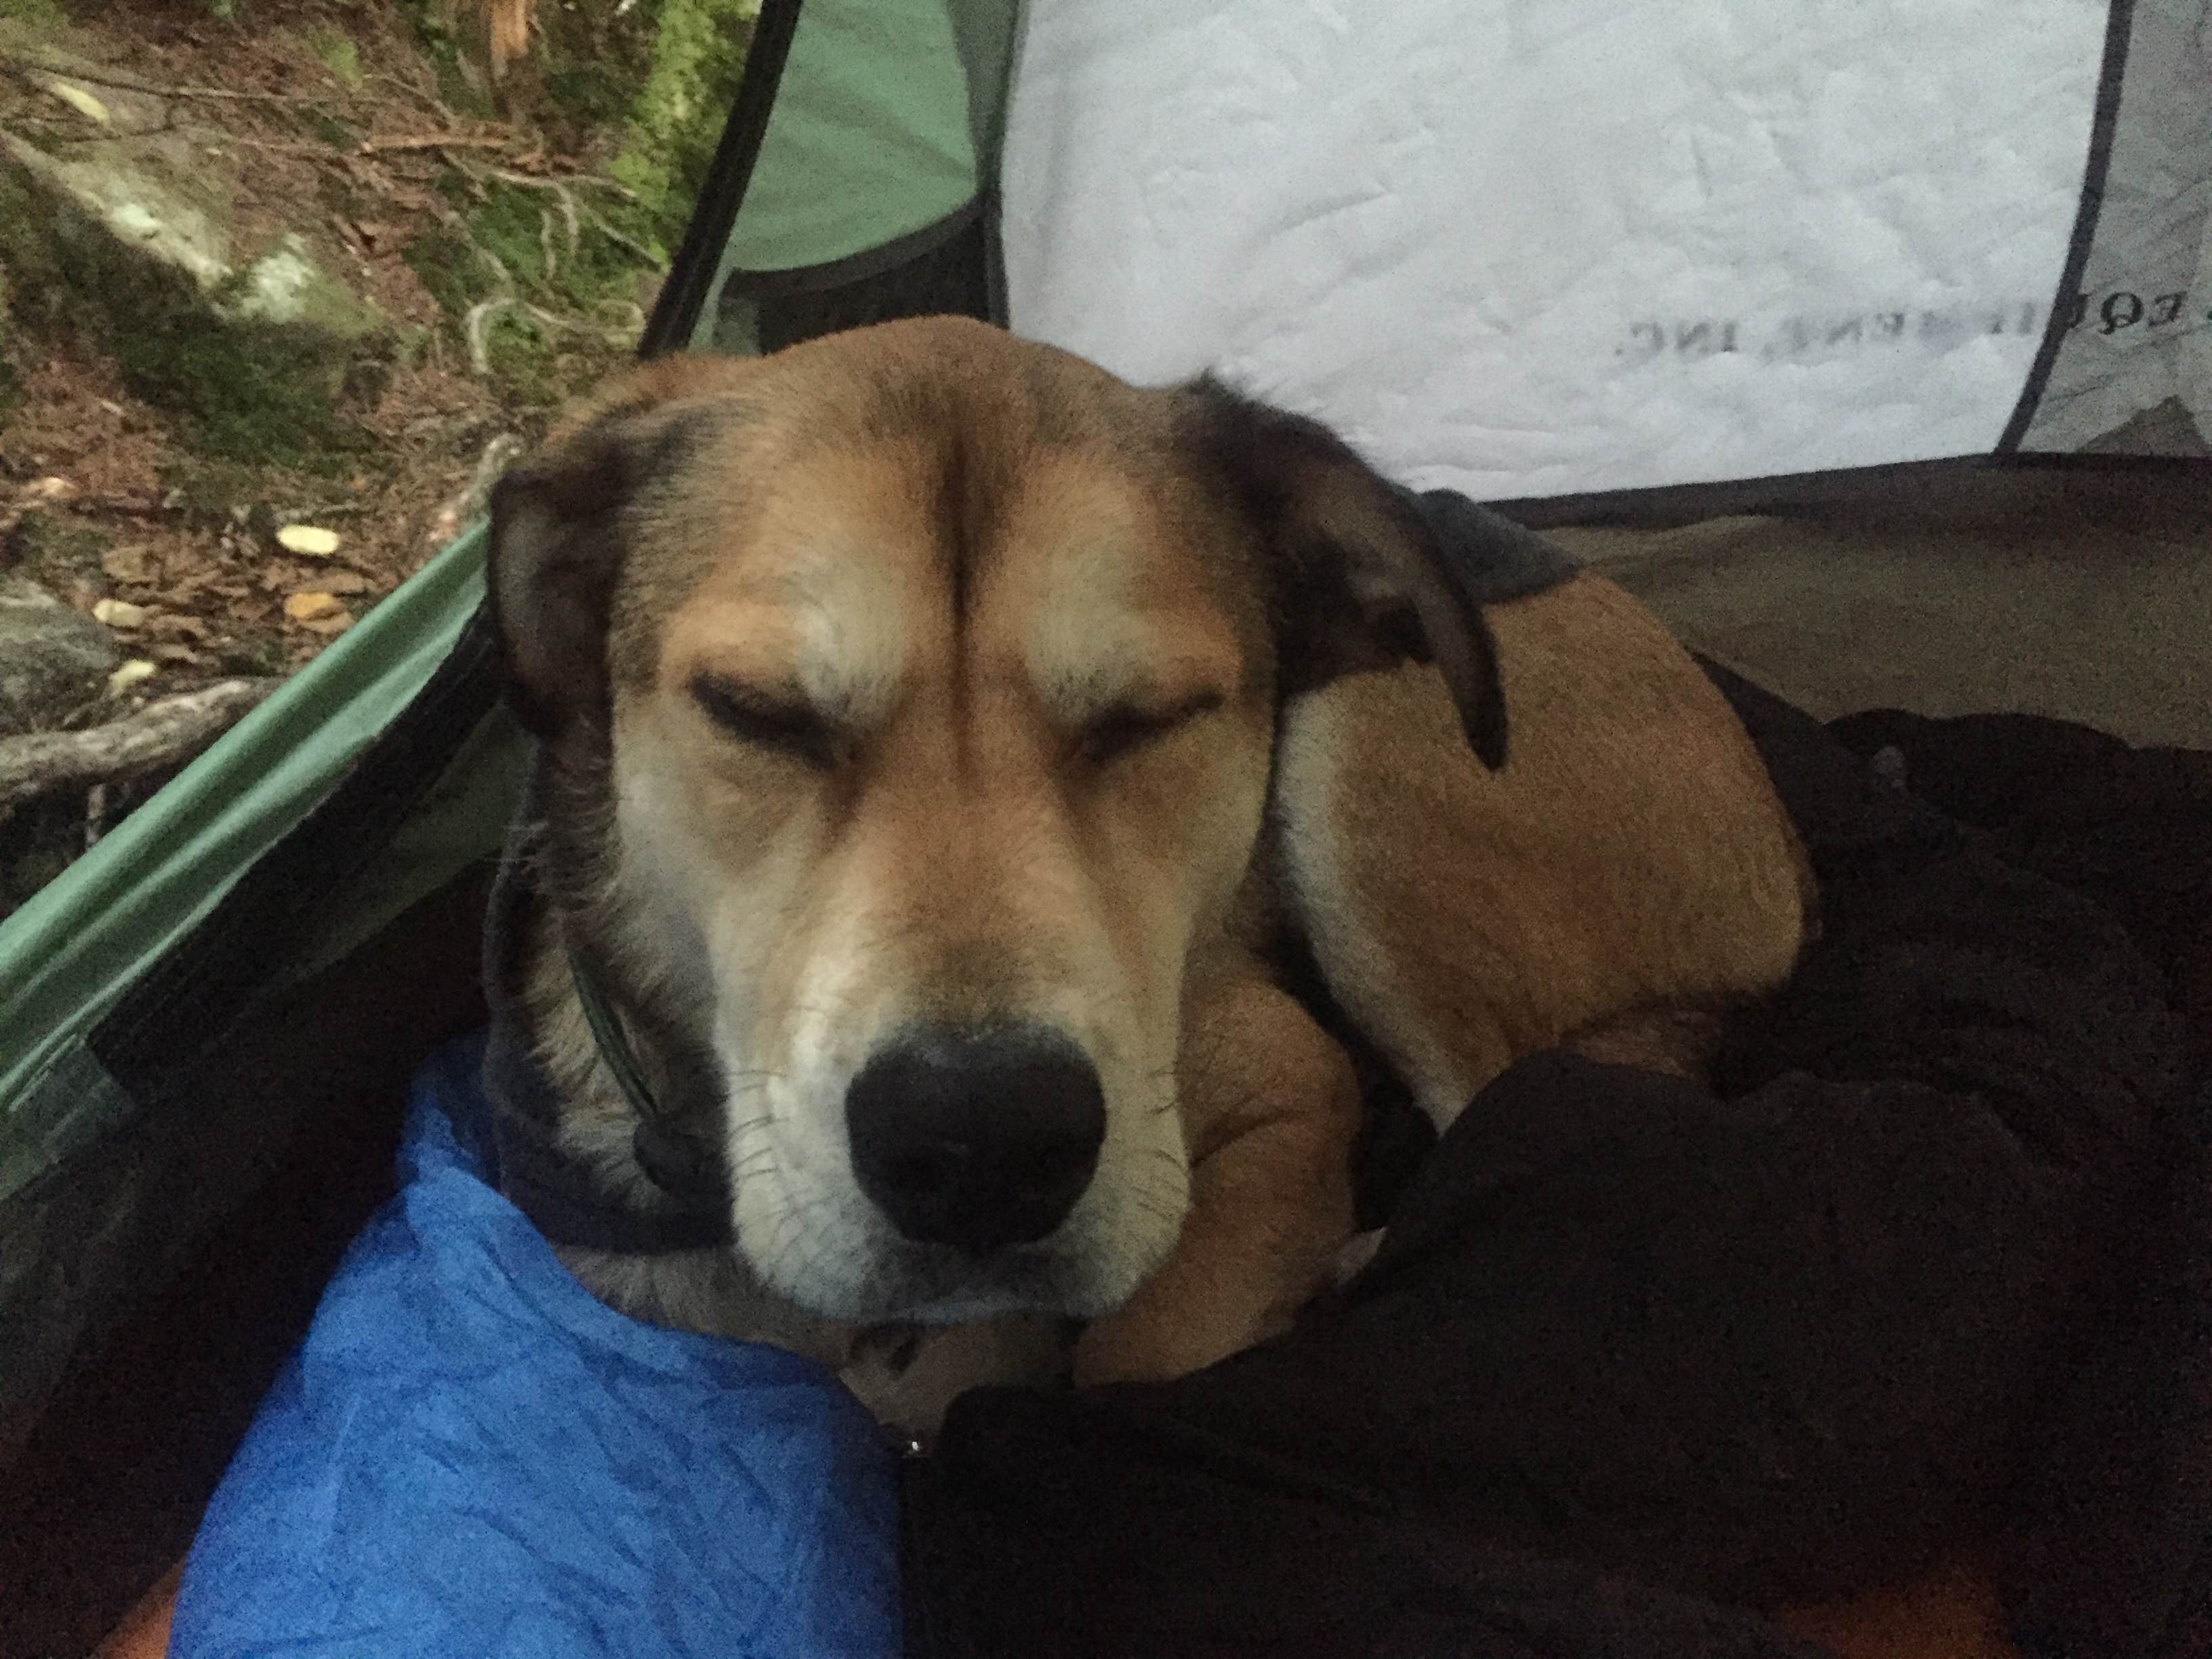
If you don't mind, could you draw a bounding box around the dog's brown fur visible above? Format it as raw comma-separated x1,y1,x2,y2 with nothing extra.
485,316,1812,1420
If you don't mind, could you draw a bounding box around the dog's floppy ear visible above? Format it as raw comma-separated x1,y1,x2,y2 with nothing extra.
1185,377,1510,770
487,361,731,736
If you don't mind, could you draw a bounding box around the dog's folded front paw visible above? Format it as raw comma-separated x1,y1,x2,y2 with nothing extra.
844,1314,1077,1441
1072,1301,1293,1387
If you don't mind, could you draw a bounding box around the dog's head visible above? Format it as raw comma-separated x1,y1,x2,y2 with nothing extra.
488,317,1502,1325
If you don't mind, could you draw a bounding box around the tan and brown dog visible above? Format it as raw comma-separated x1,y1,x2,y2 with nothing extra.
485,314,1811,1426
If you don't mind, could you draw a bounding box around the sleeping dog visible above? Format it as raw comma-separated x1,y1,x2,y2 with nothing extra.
482,316,1812,1429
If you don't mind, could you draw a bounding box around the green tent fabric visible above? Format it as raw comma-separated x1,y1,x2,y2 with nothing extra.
712,0,978,276
0,531,510,1453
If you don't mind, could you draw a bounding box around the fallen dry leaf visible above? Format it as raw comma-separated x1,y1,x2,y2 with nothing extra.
25,476,79,506
276,525,342,558
284,591,344,622
107,659,158,695
144,613,212,641
37,77,111,124
300,611,356,637
152,642,208,665
102,544,155,585
93,598,150,629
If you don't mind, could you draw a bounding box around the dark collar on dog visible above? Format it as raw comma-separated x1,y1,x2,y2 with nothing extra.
567,953,735,1214
480,776,737,1256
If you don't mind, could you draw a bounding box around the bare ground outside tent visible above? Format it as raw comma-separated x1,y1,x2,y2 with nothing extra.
0,0,760,920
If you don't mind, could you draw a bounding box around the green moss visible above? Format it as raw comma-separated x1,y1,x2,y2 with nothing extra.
0,0,68,33
0,167,76,337
466,180,640,309
299,107,362,150
9,510,112,583
401,171,650,407
480,308,561,404
610,0,757,242
401,223,495,317
542,64,630,129
467,185,546,287
308,26,363,89
112,316,367,469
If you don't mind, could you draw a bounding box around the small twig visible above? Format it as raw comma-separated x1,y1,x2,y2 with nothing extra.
473,239,514,291
426,432,524,544
84,781,107,850
520,302,626,340
580,203,662,269
462,163,588,273
438,154,493,202
462,293,634,375
470,165,655,267
591,298,649,336
367,68,457,125
43,107,182,143
0,679,283,808
552,190,580,264
192,129,353,163
361,131,514,157
0,48,333,106
485,166,632,199
463,295,520,375
73,493,182,518
427,194,514,291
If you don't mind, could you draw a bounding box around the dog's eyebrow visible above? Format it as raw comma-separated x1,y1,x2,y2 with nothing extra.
682,661,874,734
663,584,907,731
1033,654,1241,729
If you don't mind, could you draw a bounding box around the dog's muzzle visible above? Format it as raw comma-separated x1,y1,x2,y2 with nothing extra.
844,1025,1107,1254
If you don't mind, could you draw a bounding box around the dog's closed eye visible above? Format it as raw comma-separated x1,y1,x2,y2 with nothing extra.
691,673,842,770
1080,691,1225,767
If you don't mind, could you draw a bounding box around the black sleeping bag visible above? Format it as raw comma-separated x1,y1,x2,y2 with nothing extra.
900,667,2212,1659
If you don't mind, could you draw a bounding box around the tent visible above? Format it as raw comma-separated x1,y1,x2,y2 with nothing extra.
4,0,2207,1649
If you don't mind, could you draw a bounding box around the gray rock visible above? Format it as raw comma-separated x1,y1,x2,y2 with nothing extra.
0,72,390,462
0,576,121,739
0,130,382,346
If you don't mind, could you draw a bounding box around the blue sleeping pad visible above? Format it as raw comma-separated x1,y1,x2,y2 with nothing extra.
171,1031,901,1659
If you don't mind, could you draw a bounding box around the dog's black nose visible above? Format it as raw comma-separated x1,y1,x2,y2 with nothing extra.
845,1026,1106,1254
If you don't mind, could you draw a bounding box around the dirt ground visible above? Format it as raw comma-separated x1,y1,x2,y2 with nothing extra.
1,0,658,677
1,0,693,909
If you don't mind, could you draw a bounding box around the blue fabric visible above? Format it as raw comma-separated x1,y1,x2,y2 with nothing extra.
172,1032,901,1659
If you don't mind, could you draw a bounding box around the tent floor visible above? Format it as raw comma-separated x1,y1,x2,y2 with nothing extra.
1562,472,2211,751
